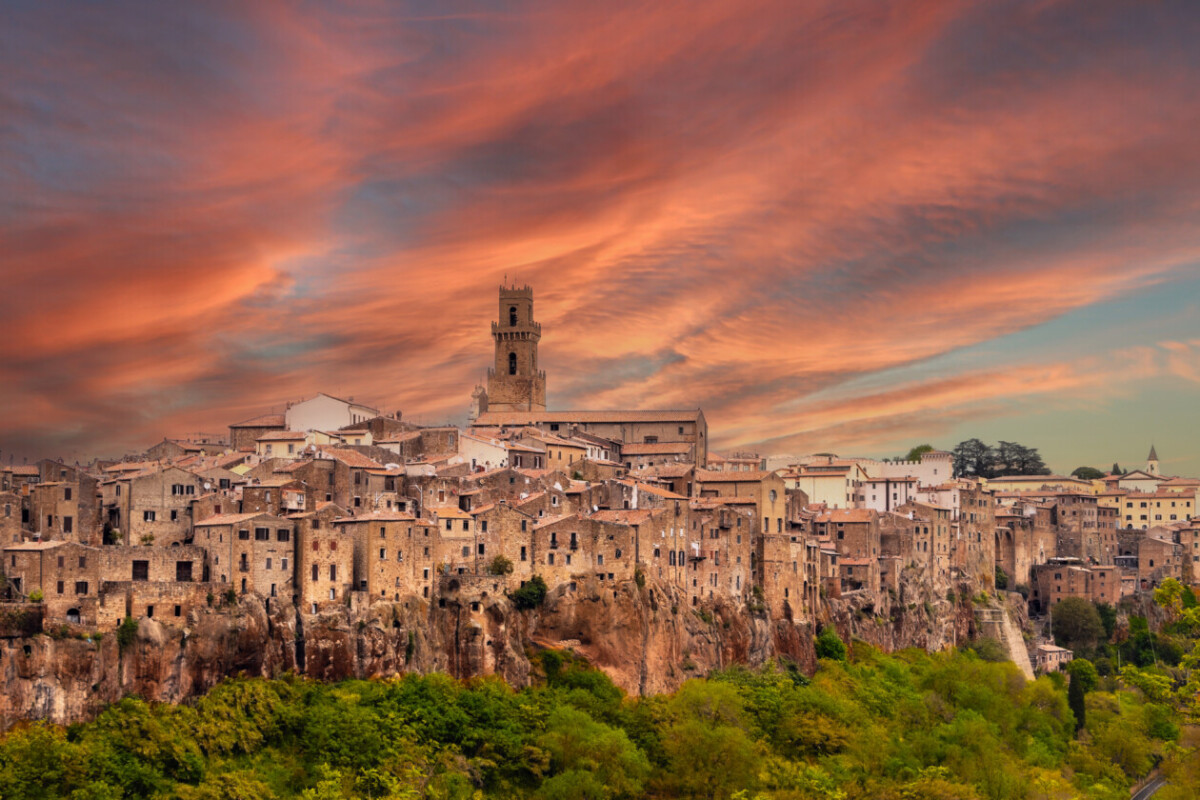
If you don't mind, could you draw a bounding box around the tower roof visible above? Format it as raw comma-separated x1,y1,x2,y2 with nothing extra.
1148,444,1158,461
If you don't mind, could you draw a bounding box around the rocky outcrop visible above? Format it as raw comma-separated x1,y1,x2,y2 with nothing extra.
0,572,996,728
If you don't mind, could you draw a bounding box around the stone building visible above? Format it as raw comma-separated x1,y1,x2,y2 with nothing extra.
337,512,436,602
292,502,352,612
0,492,22,544
228,413,286,452
100,465,204,546
193,512,294,597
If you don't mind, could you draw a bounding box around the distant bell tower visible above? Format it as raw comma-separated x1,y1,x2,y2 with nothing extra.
1147,444,1159,476
486,285,546,412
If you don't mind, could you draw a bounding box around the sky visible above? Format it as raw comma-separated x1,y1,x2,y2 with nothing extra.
2,0,1200,474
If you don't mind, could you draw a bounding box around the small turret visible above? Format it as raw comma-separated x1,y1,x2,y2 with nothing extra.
1147,445,1159,476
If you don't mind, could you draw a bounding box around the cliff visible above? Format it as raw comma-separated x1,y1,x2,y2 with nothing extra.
0,573,1013,728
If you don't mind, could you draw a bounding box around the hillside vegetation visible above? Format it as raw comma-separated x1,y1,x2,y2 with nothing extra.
0,642,1194,800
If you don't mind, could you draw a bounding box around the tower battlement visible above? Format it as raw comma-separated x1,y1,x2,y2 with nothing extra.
498,284,534,299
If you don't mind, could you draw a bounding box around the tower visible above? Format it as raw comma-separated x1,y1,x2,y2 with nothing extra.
486,285,546,412
1147,445,1159,476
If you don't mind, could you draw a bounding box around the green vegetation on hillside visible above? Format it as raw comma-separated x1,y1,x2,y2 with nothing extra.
0,644,1194,799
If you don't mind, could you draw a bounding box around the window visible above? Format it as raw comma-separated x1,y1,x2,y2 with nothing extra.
266,557,273,570
277,529,290,542
380,548,386,559
330,565,337,581
312,564,319,581
462,520,469,532
170,510,177,522
79,556,87,568
481,520,488,533
56,581,64,594
64,487,72,501
509,306,518,326
509,352,517,375
143,510,156,522
520,546,527,561
131,561,149,581
239,529,250,540
330,540,337,550
597,554,604,565
176,561,193,582
478,543,485,555
255,527,269,541
75,581,88,595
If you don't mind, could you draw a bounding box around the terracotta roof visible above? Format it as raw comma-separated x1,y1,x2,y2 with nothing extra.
256,430,308,442
333,511,416,523
620,442,692,456
473,409,704,426
617,480,688,500
195,512,272,526
816,509,876,523
317,448,383,469
695,469,776,482
3,540,66,551
230,413,286,428
590,509,654,526
534,513,576,529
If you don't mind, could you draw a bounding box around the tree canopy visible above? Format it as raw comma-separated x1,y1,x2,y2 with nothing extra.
951,439,1051,478
1070,466,1106,480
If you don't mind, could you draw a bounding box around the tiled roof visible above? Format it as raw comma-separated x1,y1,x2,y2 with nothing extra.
695,469,775,482
317,448,383,469
473,409,704,425
230,413,286,428
590,509,655,525
195,512,271,526
256,430,308,441
621,442,692,455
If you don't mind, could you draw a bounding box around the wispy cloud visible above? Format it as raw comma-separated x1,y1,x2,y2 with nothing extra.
2,0,1200,465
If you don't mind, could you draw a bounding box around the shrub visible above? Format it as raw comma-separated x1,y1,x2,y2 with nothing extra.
972,637,1009,662
117,617,139,651
814,627,847,662
224,588,237,606
634,567,646,589
510,575,548,610
28,589,43,603
994,566,1009,590
488,554,514,576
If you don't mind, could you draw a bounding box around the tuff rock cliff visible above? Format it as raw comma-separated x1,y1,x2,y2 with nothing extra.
0,572,1013,728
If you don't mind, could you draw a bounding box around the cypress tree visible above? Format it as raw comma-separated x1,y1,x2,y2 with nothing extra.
1068,673,1086,732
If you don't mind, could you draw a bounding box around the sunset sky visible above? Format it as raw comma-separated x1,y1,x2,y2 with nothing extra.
3,1,1200,474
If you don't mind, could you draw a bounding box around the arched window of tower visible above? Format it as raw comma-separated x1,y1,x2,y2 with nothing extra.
509,306,517,326
509,352,517,375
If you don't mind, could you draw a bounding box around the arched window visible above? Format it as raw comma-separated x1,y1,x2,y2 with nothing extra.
508,352,517,375
509,306,518,326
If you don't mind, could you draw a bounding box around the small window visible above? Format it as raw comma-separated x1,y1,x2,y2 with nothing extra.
509,352,517,375
75,581,88,594
277,529,290,542
239,529,250,540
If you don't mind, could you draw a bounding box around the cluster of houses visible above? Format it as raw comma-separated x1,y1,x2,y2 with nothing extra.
1,288,1195,652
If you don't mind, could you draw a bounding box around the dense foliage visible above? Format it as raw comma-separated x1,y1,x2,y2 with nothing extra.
951,439,1050,478
0,641,1193,800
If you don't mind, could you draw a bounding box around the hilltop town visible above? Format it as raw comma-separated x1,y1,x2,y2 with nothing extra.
1,286,1195,712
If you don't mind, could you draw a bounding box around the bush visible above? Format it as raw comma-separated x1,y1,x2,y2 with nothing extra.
488,554,514,576
814,627,847,661
116,617,139,651
994,566,1009,590
27,589,43,603
510,575,548,610
634,567,646,589
972,637,1009,663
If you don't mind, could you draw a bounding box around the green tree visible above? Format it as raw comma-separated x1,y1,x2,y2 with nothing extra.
1067,672,1086,732
510,575,548,609
537,706,649,799
994,566,1008,590
1051,598,1105,650
904,444,934,462
952,439,994,479
1065,658,1098,693
1095,602,1117,640
658,682,758,799
814,628,847,662
1070,466,1105,480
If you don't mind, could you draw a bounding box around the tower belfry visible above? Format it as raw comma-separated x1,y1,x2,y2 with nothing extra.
486,285,546,412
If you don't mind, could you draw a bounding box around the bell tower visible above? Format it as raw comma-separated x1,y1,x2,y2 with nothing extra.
486,285,546,412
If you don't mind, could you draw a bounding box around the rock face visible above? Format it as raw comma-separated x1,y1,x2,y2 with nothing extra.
0,572,1005,729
